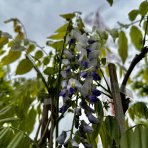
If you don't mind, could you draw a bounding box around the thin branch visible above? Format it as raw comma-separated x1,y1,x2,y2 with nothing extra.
97,82,109,92
55,21,71,146
26,55,49,93
122,47,148,87
100,68,111,93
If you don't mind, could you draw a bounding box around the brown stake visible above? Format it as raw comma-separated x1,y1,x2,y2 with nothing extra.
108,63,125,135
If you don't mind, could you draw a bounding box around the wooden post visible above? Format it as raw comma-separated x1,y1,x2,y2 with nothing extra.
108,63,125,134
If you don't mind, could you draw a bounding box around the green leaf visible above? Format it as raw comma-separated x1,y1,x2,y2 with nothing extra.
118,31,128,64
48,32,65,40
101,58,106,65
139,1,148,16
44,67,55,75
0,127,10,140
55,23,69,33
1,50,21,65
60,13,75,20
26,44,35,54
0,105,11,116
16,59,33,75
0,37,8,48
47,40,64,51
108,28,119,42
35,50,43,59
43,57,50,65
106,0,113,6
104,116,120,144
0,117,19,123
143,21,148,35
128,102,148,120
128,9,139,21
7,132,24,148
130,26,143,50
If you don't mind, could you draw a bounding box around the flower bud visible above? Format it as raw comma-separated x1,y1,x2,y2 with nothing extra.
56,131,67,145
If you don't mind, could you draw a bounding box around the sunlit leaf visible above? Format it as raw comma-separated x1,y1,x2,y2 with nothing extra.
1,50,21,65
16,59,33,75
60,13,75,20
55,23,69,33
130,26,143,50
48,32,65,40
128,9,139,21
118,31,128,64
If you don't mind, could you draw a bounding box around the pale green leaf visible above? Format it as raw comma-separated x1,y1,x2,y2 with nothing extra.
130,26,143,50
118,31,128,64
60,13,75,20
47,40,64,51
1,50,21,65
108,28,119,42
16,59,33,75
0,127,10,140
128,9,139,21
139,1,148,16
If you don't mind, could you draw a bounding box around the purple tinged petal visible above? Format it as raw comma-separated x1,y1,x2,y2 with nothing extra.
91,71,101,81
69,38,75,45
81,120,93,133
59,104,69,113
92,89,101,96
62,59,70,65
82,61,88,69
86,112,99,124
68,87,77,96
80,71,87,78
88,95,98,103
59,89,67,97
79,101,95,113
56,131,67,145
75,108,81,116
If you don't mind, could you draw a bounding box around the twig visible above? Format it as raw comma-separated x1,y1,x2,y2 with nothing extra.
55,21,72,146
122,47,148,87
97,82,109,92
100,68,111,93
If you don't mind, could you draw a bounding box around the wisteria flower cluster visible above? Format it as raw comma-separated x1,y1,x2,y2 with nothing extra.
57,27,102,147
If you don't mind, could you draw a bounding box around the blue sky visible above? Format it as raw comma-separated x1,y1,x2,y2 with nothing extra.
0,0,141,45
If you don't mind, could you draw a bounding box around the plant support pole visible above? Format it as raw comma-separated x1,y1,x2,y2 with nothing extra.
108,63,125,134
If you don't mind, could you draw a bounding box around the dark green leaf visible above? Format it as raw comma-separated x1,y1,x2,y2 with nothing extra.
43,57,50,65
60,13,75,20
26,44,35,54
35,50,43,59
106,0,113,6
128,9,139,21
130,25,143,50
118,31,128,64
143,21,148,35
44,67,55,75
16,59,33,75
139,1,148,16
